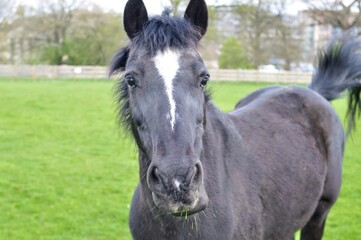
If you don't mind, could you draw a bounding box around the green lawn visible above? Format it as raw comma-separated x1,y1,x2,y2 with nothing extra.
0,78,360,239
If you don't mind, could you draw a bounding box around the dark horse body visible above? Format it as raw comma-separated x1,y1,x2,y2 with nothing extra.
110,0,361,239
129,86,344,240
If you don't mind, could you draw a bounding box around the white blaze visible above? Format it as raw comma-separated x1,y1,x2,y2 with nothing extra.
174,180,181,191
153,48,180,131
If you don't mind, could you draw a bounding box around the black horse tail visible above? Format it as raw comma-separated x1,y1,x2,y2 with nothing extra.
309,37,361,134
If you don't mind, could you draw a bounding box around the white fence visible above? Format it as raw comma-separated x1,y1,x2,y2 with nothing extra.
208,69,311,83
0,65,108,79
0,65,313,83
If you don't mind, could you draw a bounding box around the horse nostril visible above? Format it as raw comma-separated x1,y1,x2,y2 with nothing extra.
147,165,167,194
149,166,160,184
190,162,203,189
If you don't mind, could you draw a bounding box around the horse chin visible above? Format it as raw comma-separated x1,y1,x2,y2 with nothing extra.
152,186,209,217
170,199,208,217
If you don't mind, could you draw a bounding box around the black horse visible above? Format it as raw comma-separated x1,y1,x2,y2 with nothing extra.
110,0,361,239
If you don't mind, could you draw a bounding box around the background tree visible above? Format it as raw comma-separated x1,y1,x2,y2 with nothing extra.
5,0,84,64
218,37,253,69
199,6,221,63
233,0,275,68
0,0,14,62
0,0,14,24
1,0,311,69
303,0,361,31
38,0,84,45
272,16,302,70
272,0,302,70
8,1,126,65
169,0,185,15
34,0,84,64
61,5,125,65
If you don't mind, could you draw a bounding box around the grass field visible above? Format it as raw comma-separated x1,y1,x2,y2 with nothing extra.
0,78,360,240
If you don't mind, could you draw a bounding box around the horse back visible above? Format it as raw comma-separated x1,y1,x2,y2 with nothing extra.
230,86,344,151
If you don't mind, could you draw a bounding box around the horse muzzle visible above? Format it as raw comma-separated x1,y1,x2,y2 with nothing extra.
147,160,209,216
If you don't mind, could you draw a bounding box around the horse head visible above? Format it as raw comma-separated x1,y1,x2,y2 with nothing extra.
111,0,210,216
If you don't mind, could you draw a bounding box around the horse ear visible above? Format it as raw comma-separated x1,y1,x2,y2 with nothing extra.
123,0,149,39
109,47,130,76
184,0,208,38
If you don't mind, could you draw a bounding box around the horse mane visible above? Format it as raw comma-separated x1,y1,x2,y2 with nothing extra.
111,9,210,132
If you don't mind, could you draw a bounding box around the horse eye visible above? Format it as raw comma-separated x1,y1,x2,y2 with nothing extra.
200,75,210,88
125,74,136,88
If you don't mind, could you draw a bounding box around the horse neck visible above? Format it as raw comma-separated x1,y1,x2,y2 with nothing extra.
201,101,246,180
202,101,243,153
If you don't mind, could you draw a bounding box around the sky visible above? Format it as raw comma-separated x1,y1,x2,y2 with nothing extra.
18,0,308,16
117,0,233,15
98,0,307,15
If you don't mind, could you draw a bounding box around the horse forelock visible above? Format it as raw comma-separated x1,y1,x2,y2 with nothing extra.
130,13,201,56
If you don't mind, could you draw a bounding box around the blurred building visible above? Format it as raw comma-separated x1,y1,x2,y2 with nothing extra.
298,10,359,63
